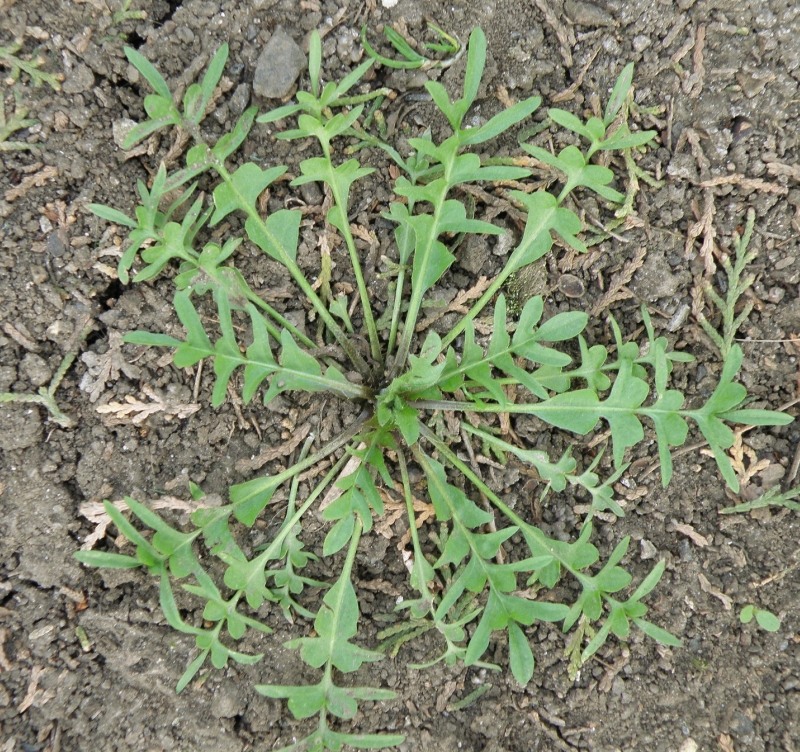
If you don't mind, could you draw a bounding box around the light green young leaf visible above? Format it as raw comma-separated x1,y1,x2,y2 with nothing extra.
211,164,287,224
257,682,327,719
755,609,781,632
188,44,228,124
124,46,172,98
245,208,301,265
633,618,682,647
507,621,534,685
74,551,140,569
290,575,383,673
459,95,542,146
604,62,634,124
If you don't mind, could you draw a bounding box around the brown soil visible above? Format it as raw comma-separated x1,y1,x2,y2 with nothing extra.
2,1,799,751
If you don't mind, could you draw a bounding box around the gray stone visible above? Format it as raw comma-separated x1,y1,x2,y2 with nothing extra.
459,236,491,274
211,684,245,719
62,62,95,94
20,353,51,386
253,27,306,100
565,0,616,27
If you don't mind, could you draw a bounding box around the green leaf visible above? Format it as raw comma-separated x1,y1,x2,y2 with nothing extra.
633,618,682,647
159,575,202,636
724,408,793,427
507,621,534,685
409,214,456,296
581,619,612,661
641,390,688,487
256,102,304,124
245,208,301,265
211,164,286,224
460,95,541,146
257,683,326,720
323,514,355,556
73,551,140,569
191,44,228,123
755,609,781,632
425,80,458,130
125,46,172,99
176,649,209,693
89,204,137,228
629,560,667,602
264,329,353,403
604,63,634,124
230,474,281,525
547,108,593,140
123,116,178,149
461,28,486,117
212,107,257,160
292,575,382,673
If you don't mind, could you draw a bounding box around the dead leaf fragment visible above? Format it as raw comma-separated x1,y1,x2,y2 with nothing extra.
698,573,733,610
4,165,59,202
80,331,141,402
670,521,710,547
78,495,212,550
17,666,51,713
235,423,311,473
96,384,199,424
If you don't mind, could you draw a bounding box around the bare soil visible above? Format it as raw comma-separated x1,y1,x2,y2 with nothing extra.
2,1,800,751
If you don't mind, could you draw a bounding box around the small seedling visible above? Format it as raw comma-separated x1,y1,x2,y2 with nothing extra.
77,29,791,750
0,39,62,90
695,208,758,359
110,0,147,25
739,604,781,632
0,91,37,152
720,484,800,515
1,320,92,428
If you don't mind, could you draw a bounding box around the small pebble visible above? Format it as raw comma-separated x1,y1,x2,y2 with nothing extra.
62,63,95,94
112,118,138,150
565,0,615,27
299,181,323,206
20,353,52,387
253,27,306,99
766,286,785,303
558,273,585,298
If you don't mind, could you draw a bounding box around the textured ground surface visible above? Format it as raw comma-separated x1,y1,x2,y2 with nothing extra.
1,1,800,750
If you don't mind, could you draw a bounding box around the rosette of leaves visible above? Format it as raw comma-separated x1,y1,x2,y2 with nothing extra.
78,28,792,751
